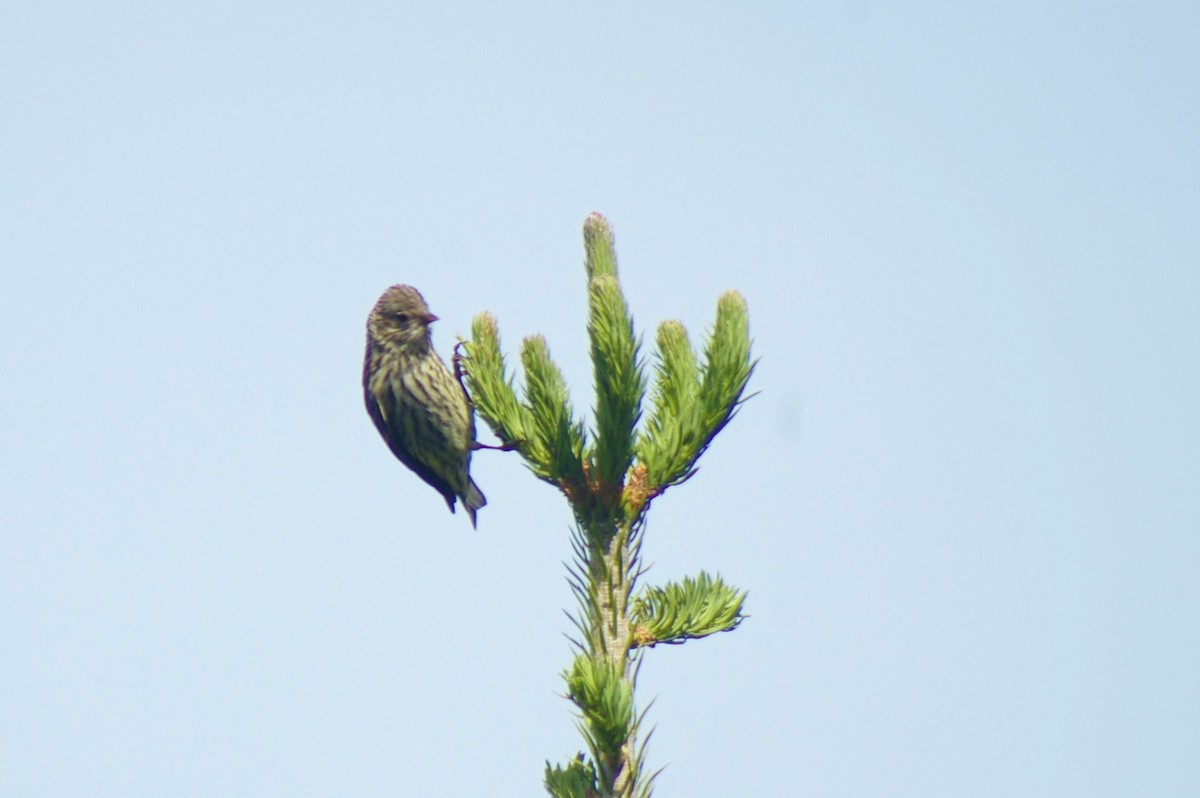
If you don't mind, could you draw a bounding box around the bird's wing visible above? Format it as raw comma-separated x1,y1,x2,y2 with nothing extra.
365,382,460,511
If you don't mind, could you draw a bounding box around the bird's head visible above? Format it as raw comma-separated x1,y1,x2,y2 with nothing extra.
368,284,439,350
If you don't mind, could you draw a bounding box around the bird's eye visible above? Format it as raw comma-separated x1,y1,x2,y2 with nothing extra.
394,312,410,323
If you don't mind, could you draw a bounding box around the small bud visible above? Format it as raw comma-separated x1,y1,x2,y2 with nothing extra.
583,212,618,282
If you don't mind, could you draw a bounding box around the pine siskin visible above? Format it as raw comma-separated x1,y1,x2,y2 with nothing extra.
363,284,486,527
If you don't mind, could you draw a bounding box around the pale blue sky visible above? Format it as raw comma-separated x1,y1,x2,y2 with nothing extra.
3,3,1197,796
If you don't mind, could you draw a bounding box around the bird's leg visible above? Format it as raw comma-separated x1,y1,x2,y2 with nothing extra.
472,440,521,452
452,340,470,392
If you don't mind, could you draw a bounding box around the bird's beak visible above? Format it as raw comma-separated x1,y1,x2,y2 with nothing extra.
423,312,439,324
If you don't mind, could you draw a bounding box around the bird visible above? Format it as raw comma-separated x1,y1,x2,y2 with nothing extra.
363,284,486,527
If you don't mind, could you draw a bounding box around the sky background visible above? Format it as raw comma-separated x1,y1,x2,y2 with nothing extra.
3,3,1198,796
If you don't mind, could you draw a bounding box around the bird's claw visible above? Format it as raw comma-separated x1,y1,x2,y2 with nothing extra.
452,341,469,392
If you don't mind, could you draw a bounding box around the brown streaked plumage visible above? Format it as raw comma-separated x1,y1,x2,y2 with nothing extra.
363,284,486,527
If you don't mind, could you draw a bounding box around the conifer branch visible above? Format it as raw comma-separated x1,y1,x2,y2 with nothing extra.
463,213,754,798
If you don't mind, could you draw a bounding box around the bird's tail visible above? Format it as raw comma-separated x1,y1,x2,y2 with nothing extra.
463,479,487,529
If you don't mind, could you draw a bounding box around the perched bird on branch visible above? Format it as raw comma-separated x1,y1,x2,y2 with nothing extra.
363,284,486,527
